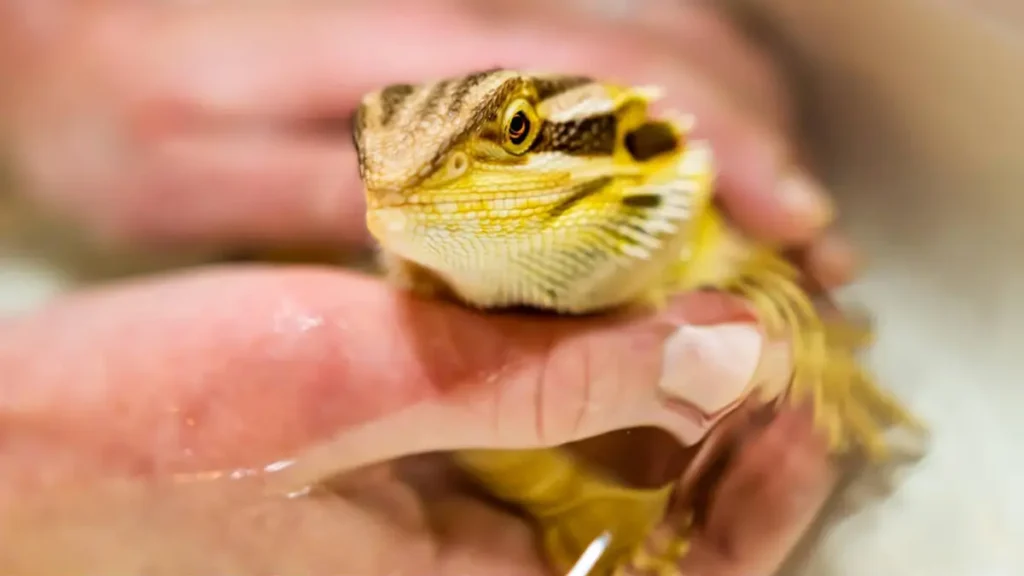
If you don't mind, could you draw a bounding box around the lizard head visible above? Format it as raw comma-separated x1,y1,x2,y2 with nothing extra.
352,69,686,203
352,69,717,311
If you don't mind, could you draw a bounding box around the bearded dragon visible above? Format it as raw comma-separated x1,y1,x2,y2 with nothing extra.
350,69,925,575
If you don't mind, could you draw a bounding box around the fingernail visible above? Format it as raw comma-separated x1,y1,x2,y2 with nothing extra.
778,168,835,229
658,323,764,416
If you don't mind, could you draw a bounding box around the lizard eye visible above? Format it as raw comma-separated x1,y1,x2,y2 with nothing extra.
501,99,539,155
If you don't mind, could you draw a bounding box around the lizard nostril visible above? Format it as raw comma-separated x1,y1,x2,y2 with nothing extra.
624,122,681,162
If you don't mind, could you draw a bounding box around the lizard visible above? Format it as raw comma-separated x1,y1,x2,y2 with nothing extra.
350,68,927,575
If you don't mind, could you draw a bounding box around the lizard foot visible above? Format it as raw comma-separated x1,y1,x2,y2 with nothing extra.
732,251,929,461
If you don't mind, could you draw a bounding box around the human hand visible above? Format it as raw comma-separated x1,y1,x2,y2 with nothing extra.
0,1,841,574
0,270,833,576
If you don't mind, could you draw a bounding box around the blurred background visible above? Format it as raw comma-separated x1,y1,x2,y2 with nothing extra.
1,0,1021,575
734,2,1023,575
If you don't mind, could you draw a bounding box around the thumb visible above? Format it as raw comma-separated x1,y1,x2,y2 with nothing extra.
0,266,785,490
269,285,786,491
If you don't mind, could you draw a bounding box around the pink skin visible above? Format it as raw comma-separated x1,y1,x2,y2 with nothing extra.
0,270,759,480
0,268,832,576
0,1,843,574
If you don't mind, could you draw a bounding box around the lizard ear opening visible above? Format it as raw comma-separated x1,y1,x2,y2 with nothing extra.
501,99,540,155
624,121,680,162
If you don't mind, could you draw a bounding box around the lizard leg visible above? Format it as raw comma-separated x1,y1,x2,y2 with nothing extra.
454,448,684,575
731,250,928,460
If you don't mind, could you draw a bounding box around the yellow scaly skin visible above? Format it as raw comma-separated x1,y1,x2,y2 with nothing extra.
351,69,926,575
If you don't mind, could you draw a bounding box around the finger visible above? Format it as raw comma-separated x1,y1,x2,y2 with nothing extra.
632,2,795,134
0,266,788,487
0,463,443,575
502,0,795,134
102,133,369,248
690,406,837,574
102,1,829,246
798,231,862,290
429,495,550,576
